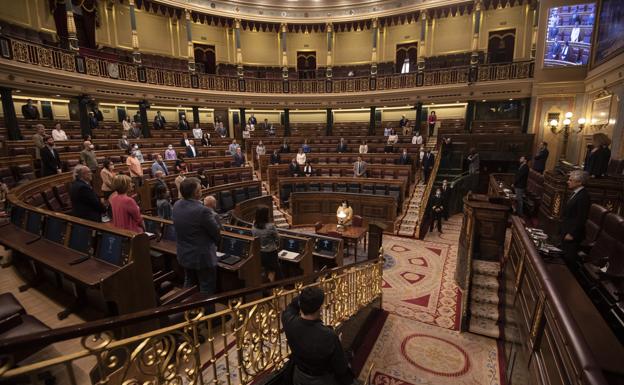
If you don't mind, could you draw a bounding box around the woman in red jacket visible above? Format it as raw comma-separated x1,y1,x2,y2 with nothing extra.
427,110,437,137
109,174,144,233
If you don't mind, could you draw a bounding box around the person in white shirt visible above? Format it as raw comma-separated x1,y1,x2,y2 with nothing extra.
387,130,399,144
132,144,145,162
51,123,68,141
256,141,266,160
359,140,368,154
384,126,392,137
122,116,132,131
412,131,423,145
192,123,203,139
296,148,307,166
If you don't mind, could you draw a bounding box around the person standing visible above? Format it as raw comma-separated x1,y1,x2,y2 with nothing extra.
92,106,104,122
560,170,590,269
173,178,222,313
109,175,144,233
70,165,106,222
353,156,367,177
228,139,240,156
303,161,314,177
122,116,132,132
427,111,437,137
165,144,177,160
411,131,423,146
89,112,99,130
80,141,98,171
21,99,40,119
175,168,187,198
399,114,410,135
40,136,62,177
302,139,311,154
100,160,116,200
255,141,266,161
186,139,198,158
358,140,368,154
51,123,68,141
126,150,144,188
422,149,435,184
289,158,301,177
282,286,356,385
129,122,141,139
396,148,411,165
32,124,46,161
440,179,452,220
467,148,480,191
252,206,281,283
512,156,529,217
280,139,291,154
429,188,444,233
296,148,307,166
192,123,203,140
532,141,549,174
118,134,131,151
336,138,348,153
153,111,166,130
233,148,246,167
156,186,172,220
270,149,281,165
178,114,190,130
151,154,169,176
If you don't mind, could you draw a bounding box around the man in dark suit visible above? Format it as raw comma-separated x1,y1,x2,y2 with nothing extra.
40,136,62,177
89,111,99,130
512,156,529,216
92,106,104,122
270,150,281,165
21,99,40,120
532,142,549,173
173,178,222,313
396,149,411,165
248,114,257,126
233,148,246,167
153,111,166,130
185,139,198,158
440,179,452,220
336,138,348,153
70,165,106,222
289,158,301,177
353,156,367,177
279,140,291,153
560,170,590,269
133,111,141,123
422,149,435,184
180,132,191,147
429,188,444,233
178,115,190,130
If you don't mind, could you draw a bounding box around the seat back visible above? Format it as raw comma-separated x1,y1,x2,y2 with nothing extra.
588,213,624,264
352,215,363,227
584,204,609,245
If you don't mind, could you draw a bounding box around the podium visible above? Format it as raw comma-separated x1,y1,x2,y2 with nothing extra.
367,222,387,260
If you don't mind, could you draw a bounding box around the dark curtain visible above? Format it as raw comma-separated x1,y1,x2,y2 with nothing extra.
48,0,97,49
487,29,515,64
194,44,216,74
297,52,316,79
395,42,417,73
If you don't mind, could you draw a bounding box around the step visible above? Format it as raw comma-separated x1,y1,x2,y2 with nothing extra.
468,316,500,339
473,260,501,277
471,287,500,305
472,274,500,291
470,300,500,321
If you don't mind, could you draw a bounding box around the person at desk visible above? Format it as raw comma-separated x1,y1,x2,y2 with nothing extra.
233,148,246,167
201,132,212,147
270,149,281,165
118,134,130,151
52,122,68,141
302,139,311,154
429,188,444,233
296,148,307,166
303,161,314,177
153,110,166,130
358,140,368,154
512,155,529,217
255,141,266,161
133,111,141,123
532,141,549,174
70,165,106,222
385,130,398,153
165,144,177,161
397,148,411,165
561,170,590,269
280,139,291,154
281,286,356,385
289,158,301,177
192,123,203,140
353,157,367,178
252,205,281,283
336,138,348,153
248,113,257,127
173,177,222,313
178,115,190,131
336,200,353,226
109,174,144,233
228,139,240,156
411,131,423,146
89,111,99,130
122,116,132,132
22,99,40,120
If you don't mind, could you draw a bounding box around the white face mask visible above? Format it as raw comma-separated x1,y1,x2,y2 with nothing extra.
168,146,173,150
89,145,94,150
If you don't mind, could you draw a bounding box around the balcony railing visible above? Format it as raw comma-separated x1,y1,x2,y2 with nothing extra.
1,36,534,94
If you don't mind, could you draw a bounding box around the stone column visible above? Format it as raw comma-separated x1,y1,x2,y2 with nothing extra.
415,102,423,134
283,108,290,136
470,0,482,82
326,108,333,136
369,107,377,135
128,0,141,64
280,23,288,79
0,87,21,140
326,23,333,79
234,19,243,77
77,95,91,139
65,0,79,50
192,106,200,125
417,12,428,73
530,2,539,59
139,100,150,138
185,9,195,71
370,18,379,76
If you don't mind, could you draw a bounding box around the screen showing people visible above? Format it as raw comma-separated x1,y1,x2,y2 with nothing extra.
544,3,596,67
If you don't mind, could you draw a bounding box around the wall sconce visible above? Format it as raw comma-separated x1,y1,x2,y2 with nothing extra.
549,119,559,133
576,117,586,133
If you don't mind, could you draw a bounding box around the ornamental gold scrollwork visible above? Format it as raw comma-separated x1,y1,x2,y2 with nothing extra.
37,47,52,67
85,58,100,76
552,193,561,217
62,53,76,72
11,41,28,62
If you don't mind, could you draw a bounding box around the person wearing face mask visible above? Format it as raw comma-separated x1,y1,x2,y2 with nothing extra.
100,159,116,199
132,144,145,163
118,134,130,151
126,150,144,187
80,140,98,171
429,188,444,233
336,200,353,226
165,144,177,160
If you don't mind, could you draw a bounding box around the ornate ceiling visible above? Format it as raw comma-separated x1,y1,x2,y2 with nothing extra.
163,0,466,22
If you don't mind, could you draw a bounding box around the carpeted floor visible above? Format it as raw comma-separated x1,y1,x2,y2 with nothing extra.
358,313,502,385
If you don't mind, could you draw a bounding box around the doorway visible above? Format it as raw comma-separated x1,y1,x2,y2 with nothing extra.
194,44,217,74
487,29,515,63
395,42,417,73
297,51,317,79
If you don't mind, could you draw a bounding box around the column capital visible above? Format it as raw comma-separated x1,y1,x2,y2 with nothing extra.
421,11,428,21
128,0,135,6
280,23,288,33
372,18,378,28
474,0,482,12
234,19,241,29
326,23,333,33
185,9,192,21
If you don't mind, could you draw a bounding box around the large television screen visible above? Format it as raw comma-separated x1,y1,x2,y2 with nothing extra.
544,3,596,67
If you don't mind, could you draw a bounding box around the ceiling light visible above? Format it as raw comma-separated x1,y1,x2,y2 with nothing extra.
15,90,21,93
482,99,486,102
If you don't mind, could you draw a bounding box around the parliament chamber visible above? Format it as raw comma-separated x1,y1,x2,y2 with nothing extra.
0,0,622,384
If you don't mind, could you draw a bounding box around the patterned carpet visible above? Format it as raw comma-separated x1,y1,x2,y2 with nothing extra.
381,234,461,330
358,313,502,385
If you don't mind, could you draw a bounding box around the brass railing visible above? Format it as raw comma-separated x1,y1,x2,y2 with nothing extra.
0,258,383,385
417,141,444,239
1,36,534,94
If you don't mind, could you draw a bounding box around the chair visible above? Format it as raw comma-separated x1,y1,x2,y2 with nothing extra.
579,213,624,285
247,185,261,198
314,222,323,233
219,191,235,212
580,204,609,252
233,188,247,203
42,189,64,212
352,215,363,227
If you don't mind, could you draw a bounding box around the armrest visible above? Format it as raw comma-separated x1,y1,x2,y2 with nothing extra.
0,313,23,335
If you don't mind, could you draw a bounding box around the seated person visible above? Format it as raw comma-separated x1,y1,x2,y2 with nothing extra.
289,158,301,177
336,200,353,226
302,139,311,154
296,148,307,166
303,161,314,177
270,149,281,165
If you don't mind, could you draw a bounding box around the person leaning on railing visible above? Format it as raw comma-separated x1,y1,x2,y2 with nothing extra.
282,286,358,385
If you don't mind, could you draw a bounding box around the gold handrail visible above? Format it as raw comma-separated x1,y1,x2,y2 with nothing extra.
417,142,443,238
0,259,383,384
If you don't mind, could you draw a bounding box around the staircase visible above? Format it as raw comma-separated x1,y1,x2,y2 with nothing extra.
468,260,502,339
396,183,426,237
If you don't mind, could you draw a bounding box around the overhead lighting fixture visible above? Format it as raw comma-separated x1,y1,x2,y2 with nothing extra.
482,99,486,102
15,90,21,93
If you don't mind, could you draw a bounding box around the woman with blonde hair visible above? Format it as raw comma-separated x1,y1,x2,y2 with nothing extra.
109,174,144,233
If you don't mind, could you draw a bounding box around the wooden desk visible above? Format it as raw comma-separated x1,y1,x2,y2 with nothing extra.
317,224,366,261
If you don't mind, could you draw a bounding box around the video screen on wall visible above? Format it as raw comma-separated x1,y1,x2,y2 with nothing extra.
544,3,596,67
